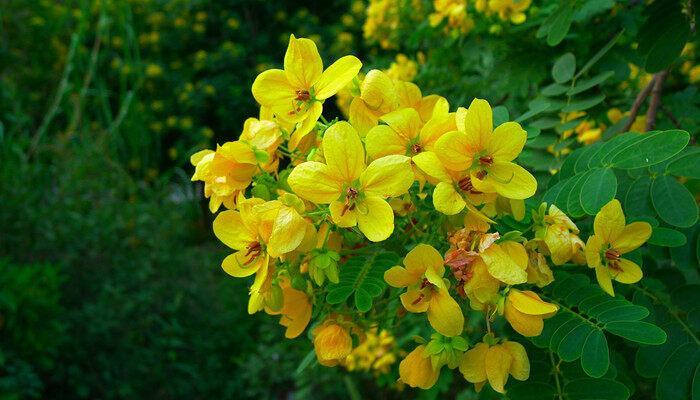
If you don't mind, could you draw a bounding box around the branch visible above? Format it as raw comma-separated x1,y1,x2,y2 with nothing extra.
660,104,682,129
645,70,668,131
622,76,655,132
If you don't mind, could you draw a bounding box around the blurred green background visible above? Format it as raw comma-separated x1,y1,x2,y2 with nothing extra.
1,0,698,399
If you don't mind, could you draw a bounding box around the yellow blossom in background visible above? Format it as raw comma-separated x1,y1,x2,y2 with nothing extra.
487,0,531,24
384,244,464,336
399,345,441,389
344,328,397,374
607,107,647,133
503,289,558,336
688,65,700,83
313,318,354,367
585,199,652,296
385,54,418,81
459,338,529,393
288,122,414,242
429,0,474,35
252,35,362,148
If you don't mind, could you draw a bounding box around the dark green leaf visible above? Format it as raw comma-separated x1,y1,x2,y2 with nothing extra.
564,378,630,400
552,53,576,83
508,382,556,400
656,343,700,400
562,94,605,112
581,329,609,377
580,168,617,215
610,130,690,169
548,6,574,46
666,147,700,179
649,228,687,247
567,71,614,96
651,175,698,228
605,321,667,345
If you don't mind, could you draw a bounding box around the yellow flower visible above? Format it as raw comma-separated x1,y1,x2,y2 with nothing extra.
145,63,163,77
252,35,362,148
213,199,309,289
288,122,414,242
540,204,585,265
384,54,418,81
190,142,260,212
503,289,558,337
272,278,312,339
430,0,474,34
348,69,398,136
585,199,651,296
525,247,554,288
344,328,397,374
459,339,529,393
240,117,283,172
394,80,450,123
689,65,700,83
399,345,441,389
313,319,353,367
488,0,532,24
384,244,464,336
434,98,537,200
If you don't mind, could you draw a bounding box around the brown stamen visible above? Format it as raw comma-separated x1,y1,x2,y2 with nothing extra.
295,89,311,101
411,143,423,154
475,170,488,180
458,176,482,194
244,242,262,265
605,248,621,261
479,155,494,166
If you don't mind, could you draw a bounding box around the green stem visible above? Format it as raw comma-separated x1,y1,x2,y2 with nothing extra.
630,284,700,345
549,351,564,400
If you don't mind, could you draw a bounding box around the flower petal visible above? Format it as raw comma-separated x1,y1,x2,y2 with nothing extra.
384,265,421,288
485,344,512,394
284,34,322,90
279,284,312,339
585,234,604,268
380,108,422,141
399,346,440,389
288,161,342,203
394,80,422,108
612,221,652,253
481,243,528,285
473,162,536,200
365,124,408,159
417,95,449,121
213,210,255,250
360,69,397,111
251,69,295,107
356,196,395,242
433,182,467,215
612,259,643,284
314,55,362,100
288,102,323,150
503,341,530,381
360,155,414,197
505,301,543,336
594,199,625,243
267,206,307,258
460,342,489,383
323,121,366,182
403,243,445,277
221,250,264,277
413,151,452,182
329,200,358,227
349,97,381,137
427,287,464,337
434,131,473,171
488,121,527,162
420,113,457,150
509,290,558,315
400,289,430,313
595,264,615,296
463,98,493,150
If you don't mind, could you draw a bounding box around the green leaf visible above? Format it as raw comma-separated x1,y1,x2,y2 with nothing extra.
581,329,609,378
508,382,557,400
558,324,594,362
492,105,509,126
542,83,569,96
547,6,574,46
649,227,687,247
624,176,654,217
580,168,617,215
610,130,690,169
567,71,614,96
561,94,605,112
295,349,317,375
596,305,650,323
605,321,667,345
325,252,398,311
564,378,630,400
552,53,576,83
666,147,700,179
575,30,624,79
643,14,690,73
651,176,698,228
656,343,700,400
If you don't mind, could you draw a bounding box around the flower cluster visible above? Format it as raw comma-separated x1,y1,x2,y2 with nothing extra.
192,35,652,394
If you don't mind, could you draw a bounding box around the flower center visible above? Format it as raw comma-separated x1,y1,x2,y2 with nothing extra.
411,278,435,305
458,176,482,194
605,248,621,261
295,89,311,101
340,187,359,216
411,143,423,154
478,155,493,166
244,241,263,265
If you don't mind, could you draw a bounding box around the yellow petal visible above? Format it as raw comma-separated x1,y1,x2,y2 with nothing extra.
433,182,467,215
365,125,408,159
323,121,366,182
595,264,615,296
313,323,353,366
356,196,395,242
485,344,512,394
349,97,381,137
314,55,362,100
403,243,445,277
380,108,422,141
427,287,464,337
394,80,422,108
509,290,558,315
505,300,543,336
473,162,536,200
267,206,307,258
502,341,530,381
191,149,214,166
420,113,457,150
612,258,643,284
434,131,473,171
399,346,440,389
278,284,312,339
288,102,323,150
251,69,295,107
594,199,625,243
585,235,605,268
460,342,489,383
545,224,576,265
213,210,255,250
284,34,322,89
400,289,430,313
499,241,528,270
384,265,422,288
360,69,397,111
329,200,358,227
288,161,342,204
417,95,450,121
413,151,452,182
463,98,493,150
221,250,265,277
489,121,527,162
612,221,652,253
360,155,414,197
481,243,528,285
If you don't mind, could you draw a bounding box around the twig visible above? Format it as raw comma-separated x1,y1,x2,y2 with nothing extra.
660,104,682,129
645,70,668,131
622,76,655,132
